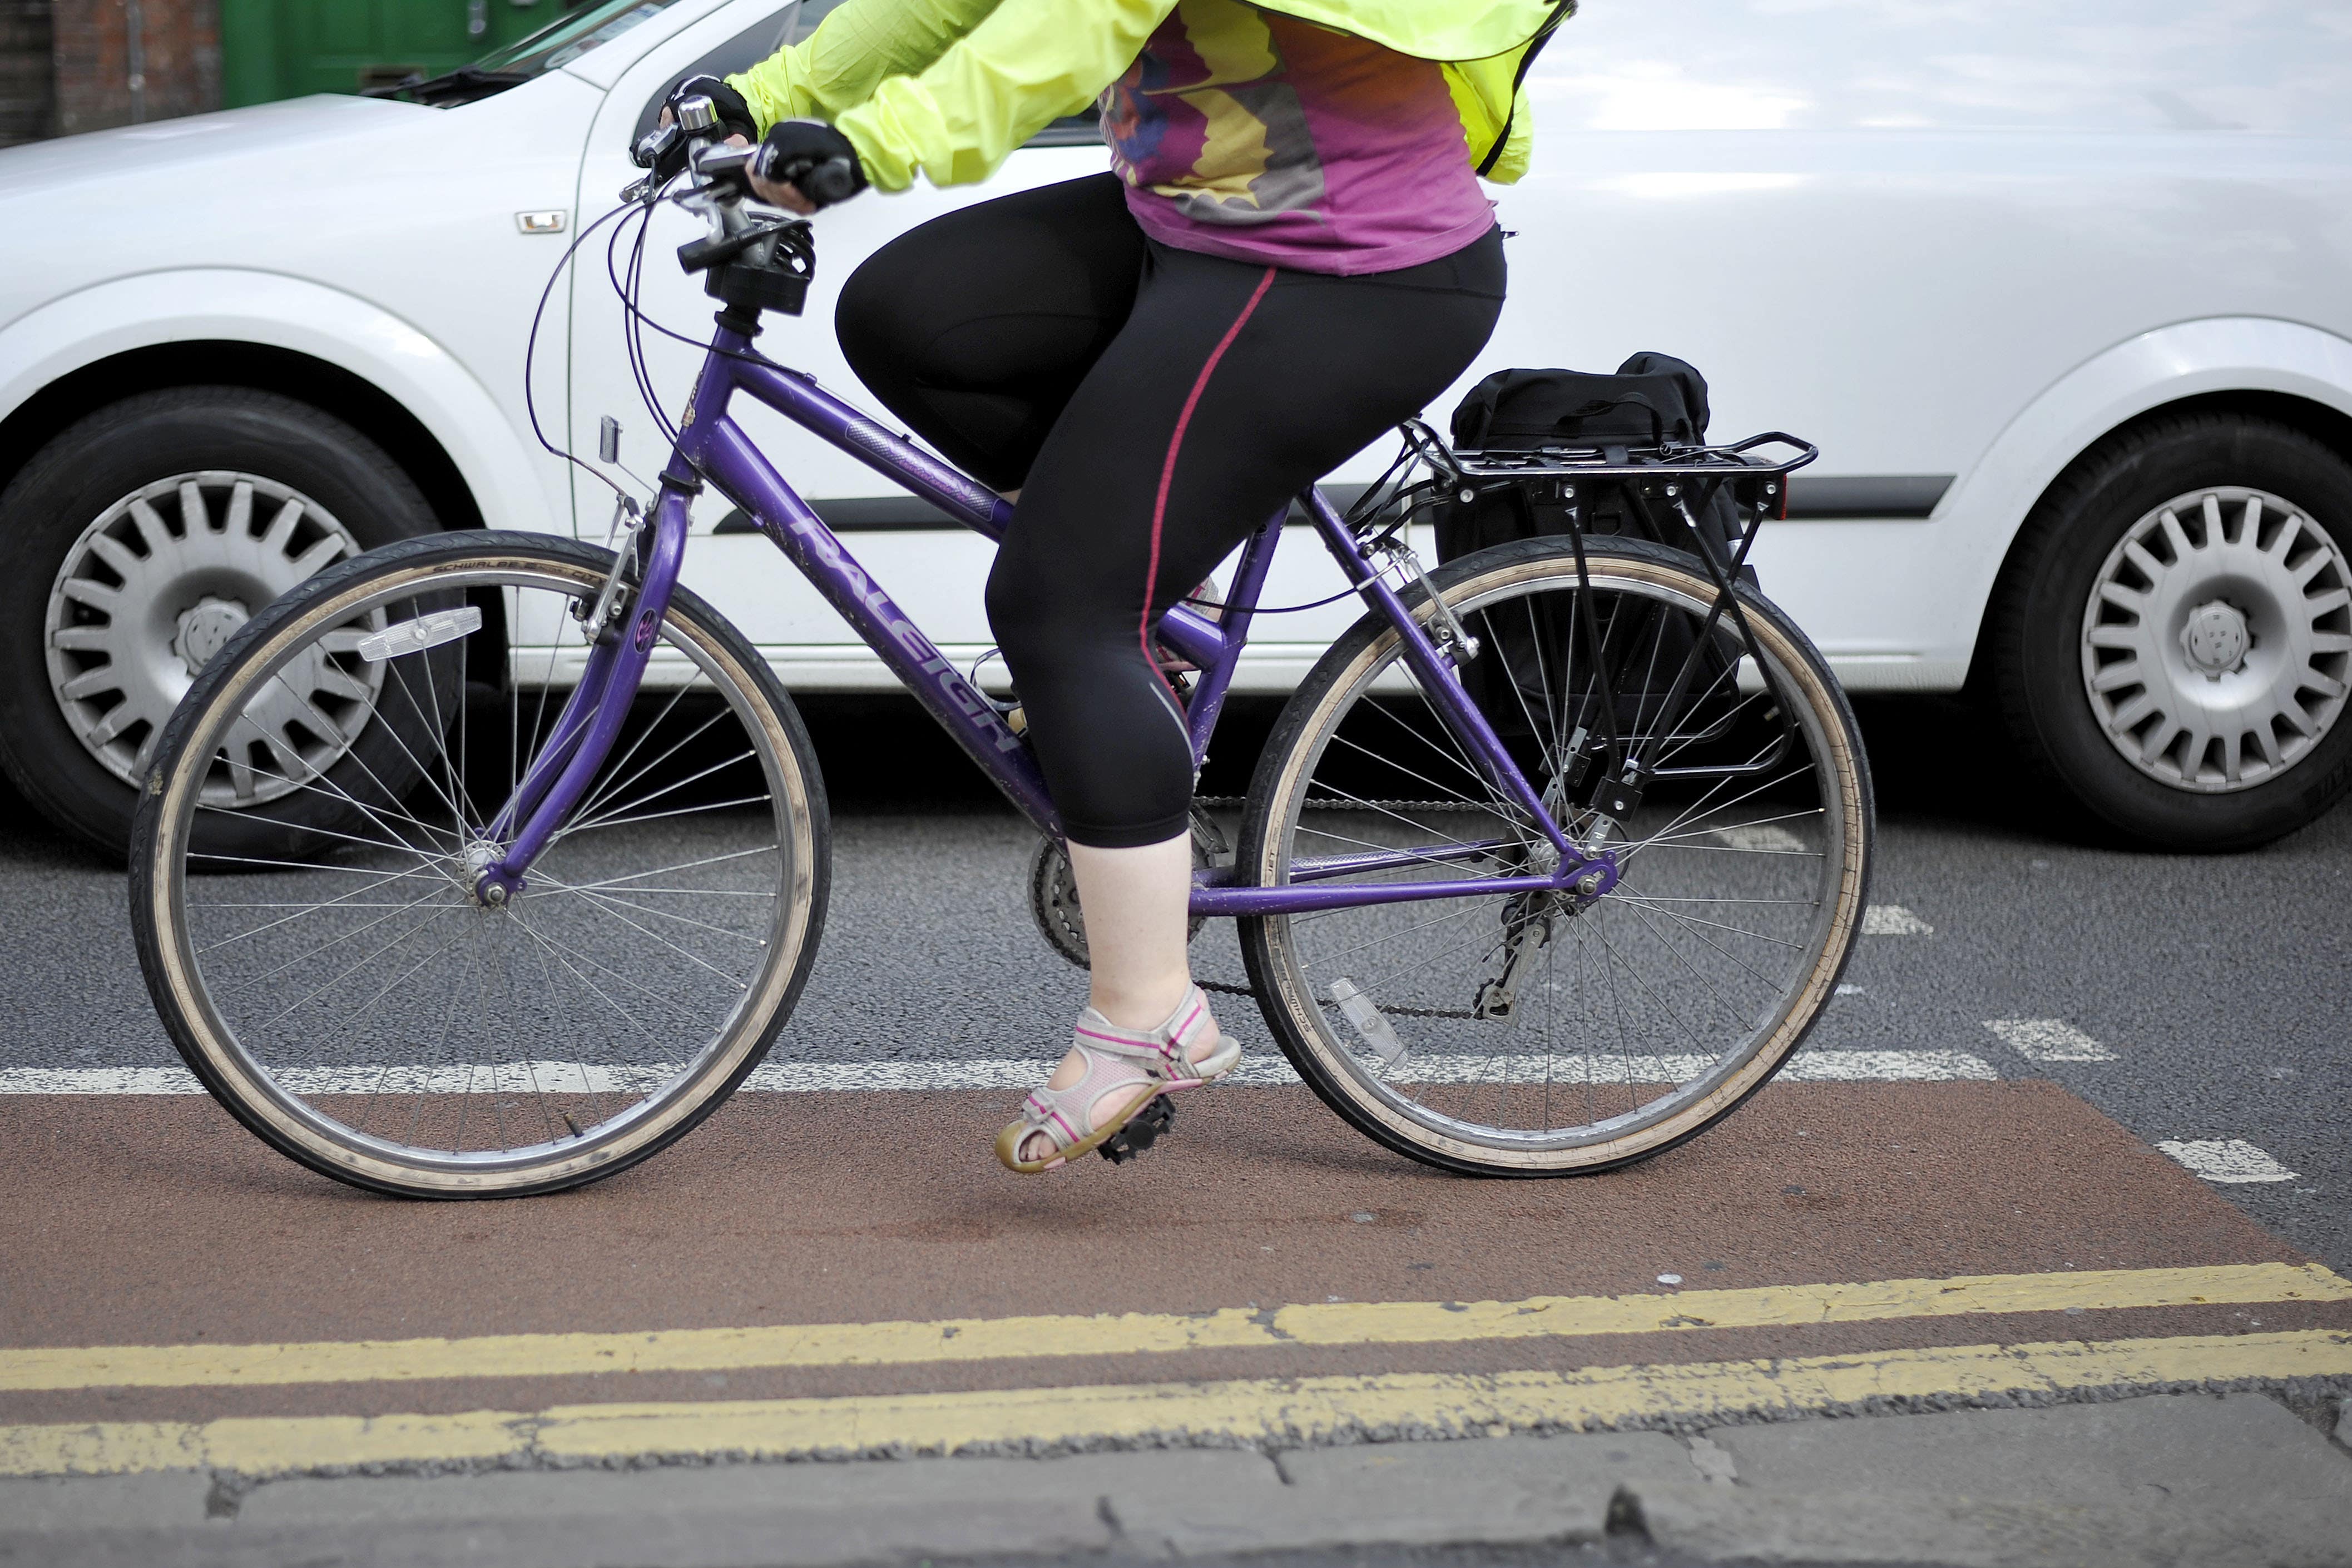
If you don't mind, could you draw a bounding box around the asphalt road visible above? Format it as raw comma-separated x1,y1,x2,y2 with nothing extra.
1,691,2341,1270
2,691,2348,1568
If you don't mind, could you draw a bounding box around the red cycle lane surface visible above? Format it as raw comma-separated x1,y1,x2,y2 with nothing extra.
2,1079,2341,1430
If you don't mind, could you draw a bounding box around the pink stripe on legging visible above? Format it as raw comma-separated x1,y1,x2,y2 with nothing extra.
1141,266,1279,703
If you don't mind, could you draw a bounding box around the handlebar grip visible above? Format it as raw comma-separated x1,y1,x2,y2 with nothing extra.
753,153,857,207
798,158,859,207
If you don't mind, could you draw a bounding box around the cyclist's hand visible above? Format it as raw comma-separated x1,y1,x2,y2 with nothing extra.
647,74,756,178
662,74,755,140
750,119,865,214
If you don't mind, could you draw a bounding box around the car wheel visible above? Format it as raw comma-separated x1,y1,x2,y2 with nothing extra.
0,386,440,855
1988,411,2352,851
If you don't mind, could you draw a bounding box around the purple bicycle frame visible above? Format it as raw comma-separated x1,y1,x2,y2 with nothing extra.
477,315,1615,917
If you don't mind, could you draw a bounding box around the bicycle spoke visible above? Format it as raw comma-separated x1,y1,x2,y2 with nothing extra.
144,552,812,1190
1249,541,1863,1161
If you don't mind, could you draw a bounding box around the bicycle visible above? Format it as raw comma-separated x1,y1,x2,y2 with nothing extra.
128,110,1871,1198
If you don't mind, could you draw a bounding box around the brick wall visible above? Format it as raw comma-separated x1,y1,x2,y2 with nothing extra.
0,0,53,146
49,0,217,136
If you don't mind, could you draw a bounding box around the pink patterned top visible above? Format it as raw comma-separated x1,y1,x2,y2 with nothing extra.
1101,0,1496,276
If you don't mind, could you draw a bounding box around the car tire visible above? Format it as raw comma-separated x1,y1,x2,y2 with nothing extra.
1987,411,2352,851
0,387,442,856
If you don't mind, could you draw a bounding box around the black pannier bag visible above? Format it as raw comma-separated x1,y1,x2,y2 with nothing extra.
1434,351,1751,579
1429,353,1755,746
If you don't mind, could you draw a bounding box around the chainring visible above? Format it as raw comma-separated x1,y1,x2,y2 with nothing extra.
1026,807,1228,969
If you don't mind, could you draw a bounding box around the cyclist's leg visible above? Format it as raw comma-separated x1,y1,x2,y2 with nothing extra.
835,173,1143,493
988,232,1507,851
987,232,1505,1163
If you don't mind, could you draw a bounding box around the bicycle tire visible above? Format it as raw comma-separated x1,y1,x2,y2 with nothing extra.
129,530,830,1198
1236,535,1871,1176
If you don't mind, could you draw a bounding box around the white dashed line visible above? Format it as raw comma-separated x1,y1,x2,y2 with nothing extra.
1983,1019,2117,1063
1784,1050,1997,1081
2156,1139,2300,1184
1861,905,1933,935
0,1049,2003,1096
0,1067,204,1094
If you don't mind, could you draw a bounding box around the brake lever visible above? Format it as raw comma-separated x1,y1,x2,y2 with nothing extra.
632,121,680,173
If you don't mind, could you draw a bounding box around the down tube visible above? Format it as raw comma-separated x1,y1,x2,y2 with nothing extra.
695,417,1064,837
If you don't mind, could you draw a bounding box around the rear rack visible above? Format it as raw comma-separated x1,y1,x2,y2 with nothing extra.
1346,423,1825,792
1450,429,1817,520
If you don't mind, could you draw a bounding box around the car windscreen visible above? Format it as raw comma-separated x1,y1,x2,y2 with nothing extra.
478,0,689,79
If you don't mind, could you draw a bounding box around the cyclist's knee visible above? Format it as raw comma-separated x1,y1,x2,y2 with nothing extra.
983,549,1053,663
835,242,938,388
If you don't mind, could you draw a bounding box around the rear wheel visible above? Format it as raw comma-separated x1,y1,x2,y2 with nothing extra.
130,532,829,1198
1237,537,1871,1176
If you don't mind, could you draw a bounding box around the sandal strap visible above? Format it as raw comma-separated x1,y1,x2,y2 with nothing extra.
1072,988,1216,1078
1017,1040,1160,1145
1010,987,1226,1157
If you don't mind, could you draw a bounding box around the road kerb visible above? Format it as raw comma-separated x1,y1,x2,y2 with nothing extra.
5,1262,2343,1395
2,1329,2345,1480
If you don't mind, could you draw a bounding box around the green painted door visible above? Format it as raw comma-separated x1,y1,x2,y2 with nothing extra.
220,0,573,107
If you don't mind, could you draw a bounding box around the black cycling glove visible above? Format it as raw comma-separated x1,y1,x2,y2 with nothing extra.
755,118,868,209
669,75,756,140
643,75,757,180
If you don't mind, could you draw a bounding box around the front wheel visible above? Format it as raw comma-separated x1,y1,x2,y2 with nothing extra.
130,532,829,1198
1237,537,1872,1176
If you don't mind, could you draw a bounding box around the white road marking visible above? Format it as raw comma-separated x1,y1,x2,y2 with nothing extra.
1712,823,1807,853
1781,1050,1996,1081
1862,905,1933,935
2156,1139,2300,1184
0,1049,2002,1097
0,1067,206,1094
1984,1019,2117,1063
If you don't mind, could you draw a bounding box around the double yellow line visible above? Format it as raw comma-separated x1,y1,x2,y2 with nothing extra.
6,1263,2346,1478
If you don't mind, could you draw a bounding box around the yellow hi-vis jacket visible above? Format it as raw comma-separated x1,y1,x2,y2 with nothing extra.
726,0,1572,195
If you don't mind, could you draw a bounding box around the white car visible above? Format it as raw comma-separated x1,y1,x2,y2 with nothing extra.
1,0,2347,854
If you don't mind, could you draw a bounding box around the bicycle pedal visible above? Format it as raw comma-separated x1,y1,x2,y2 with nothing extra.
1099,1096,1177,1164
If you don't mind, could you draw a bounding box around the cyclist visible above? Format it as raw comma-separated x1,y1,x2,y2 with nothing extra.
665,0,1567,1173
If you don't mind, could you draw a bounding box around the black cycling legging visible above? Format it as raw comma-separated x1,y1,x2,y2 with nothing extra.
838,174,1505,848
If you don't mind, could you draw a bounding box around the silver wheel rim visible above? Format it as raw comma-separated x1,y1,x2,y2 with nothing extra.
1255,554,1864,1166
44,471,372,804
145,553,815,1193
2081,485,2352,792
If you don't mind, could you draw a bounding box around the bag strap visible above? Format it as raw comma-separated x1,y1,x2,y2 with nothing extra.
1476,0,1577,178
1556,395,1665,447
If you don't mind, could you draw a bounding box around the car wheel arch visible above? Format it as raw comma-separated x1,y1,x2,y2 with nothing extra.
0,340,484,539
1940,316,2352,688
1966,388,2352,692
0,268,561,540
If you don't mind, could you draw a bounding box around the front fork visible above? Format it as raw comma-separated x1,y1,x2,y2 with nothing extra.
472,479,695,906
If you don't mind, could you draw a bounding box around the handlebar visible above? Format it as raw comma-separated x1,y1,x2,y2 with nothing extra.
630,97,856,211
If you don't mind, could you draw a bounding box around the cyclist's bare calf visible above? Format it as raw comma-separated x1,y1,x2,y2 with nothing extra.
1001,833,1234,1170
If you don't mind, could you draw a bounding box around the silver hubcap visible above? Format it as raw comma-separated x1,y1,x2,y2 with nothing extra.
2081,485,2352,793
44,472,378,806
